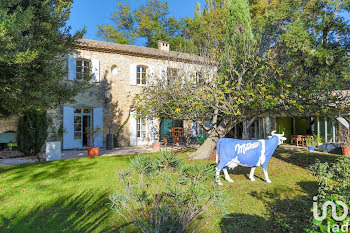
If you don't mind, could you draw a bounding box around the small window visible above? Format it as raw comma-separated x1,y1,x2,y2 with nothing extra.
83,108,91,114
74,108,82,114
137,66,147,85
111,65,118,75
76,59,91,80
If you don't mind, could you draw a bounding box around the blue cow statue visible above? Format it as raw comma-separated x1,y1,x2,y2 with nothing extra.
215,130,286,185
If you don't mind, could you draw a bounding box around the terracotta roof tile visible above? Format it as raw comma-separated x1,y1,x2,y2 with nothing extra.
76,39,206,64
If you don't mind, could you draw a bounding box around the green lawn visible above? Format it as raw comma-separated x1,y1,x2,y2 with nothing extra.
0,149,341,232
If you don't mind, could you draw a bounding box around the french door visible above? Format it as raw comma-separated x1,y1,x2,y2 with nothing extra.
74,108,92,147
137,118,148,145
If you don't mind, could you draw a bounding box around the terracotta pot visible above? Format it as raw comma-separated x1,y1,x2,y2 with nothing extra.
341,145,350,156
87,147,100,157
163,137,168,146
152,142,161,152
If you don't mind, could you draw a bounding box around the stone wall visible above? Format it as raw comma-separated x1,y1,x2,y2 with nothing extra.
0,117,18,134
62,48,204,147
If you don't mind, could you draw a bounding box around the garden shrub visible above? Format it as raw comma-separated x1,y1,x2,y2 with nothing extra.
110,151,228,232
309,157,350,232
17,110,48,156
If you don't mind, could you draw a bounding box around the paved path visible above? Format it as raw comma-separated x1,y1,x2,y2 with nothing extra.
0,157,38,166
0,144,197,166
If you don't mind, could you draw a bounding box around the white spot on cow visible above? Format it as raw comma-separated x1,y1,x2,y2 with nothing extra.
257,140,265,166
227,157,240,169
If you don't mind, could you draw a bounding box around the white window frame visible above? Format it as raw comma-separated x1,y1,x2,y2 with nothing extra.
76,59,91,80
136,65,147,85
137,117,147,140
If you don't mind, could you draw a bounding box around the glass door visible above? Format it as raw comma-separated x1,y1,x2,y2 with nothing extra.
74,108,92,148
137,118,147,145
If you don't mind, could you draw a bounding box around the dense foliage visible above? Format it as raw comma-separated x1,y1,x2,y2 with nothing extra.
133,0,350,159
110,151,228,232
17,110,48,157
0,0,90,117
309,157,350,232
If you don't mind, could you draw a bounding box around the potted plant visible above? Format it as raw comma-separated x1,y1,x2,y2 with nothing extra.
306,135,321,152
340,127,350,156
46,124,65,161
87,126,102,157
306,137,315,152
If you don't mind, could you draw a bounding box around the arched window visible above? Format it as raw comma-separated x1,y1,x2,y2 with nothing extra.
111,65,118,76
136,65,147,85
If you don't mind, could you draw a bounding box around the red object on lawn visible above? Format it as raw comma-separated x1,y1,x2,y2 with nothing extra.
87,147,100,157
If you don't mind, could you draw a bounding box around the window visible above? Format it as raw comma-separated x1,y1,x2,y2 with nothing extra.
167,68,178,84
76,59,91,80
137,118,147,139
74,116,82,140
111,65,118,75
195,72,202,83
137,66,147,85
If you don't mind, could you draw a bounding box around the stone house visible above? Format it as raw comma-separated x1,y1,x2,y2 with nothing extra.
0,39,207,151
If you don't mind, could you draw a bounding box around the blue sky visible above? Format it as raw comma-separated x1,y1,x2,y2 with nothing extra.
67,0,206,45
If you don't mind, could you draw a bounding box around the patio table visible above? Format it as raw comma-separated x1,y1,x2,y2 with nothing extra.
291,135,314,147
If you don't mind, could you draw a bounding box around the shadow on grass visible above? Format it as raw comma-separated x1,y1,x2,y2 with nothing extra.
274,148,340,169
0,189,113,233
0,154,138,182
220,181,317,233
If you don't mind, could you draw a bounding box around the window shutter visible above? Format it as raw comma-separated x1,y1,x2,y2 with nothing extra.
130,64,137,85
129,112,137,146
63,106,75,149
93,108,103,147
68,56,76,81
147,66,156,85
91,59,100,82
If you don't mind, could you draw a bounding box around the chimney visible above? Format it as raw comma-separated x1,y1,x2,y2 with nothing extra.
158,41,170,52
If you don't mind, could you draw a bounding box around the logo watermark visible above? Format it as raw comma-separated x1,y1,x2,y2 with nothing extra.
313,196,349,232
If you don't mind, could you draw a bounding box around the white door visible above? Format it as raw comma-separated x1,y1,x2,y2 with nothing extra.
137,118,148,145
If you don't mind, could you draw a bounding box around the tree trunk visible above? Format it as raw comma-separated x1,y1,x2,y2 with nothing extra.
190,135,218,160
190,118,235,160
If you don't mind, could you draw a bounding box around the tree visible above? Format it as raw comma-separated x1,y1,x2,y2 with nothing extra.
17,110,48,157
134,0,283,159
134,0,350,159
0,0,90,117
97,0,185,49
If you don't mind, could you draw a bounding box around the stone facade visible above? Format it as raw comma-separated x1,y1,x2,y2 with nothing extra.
0,39,205,149
61,43,204,148
0,117,18,134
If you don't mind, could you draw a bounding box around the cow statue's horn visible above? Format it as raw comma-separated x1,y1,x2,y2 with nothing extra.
271,130,276,136
282,132,285,136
